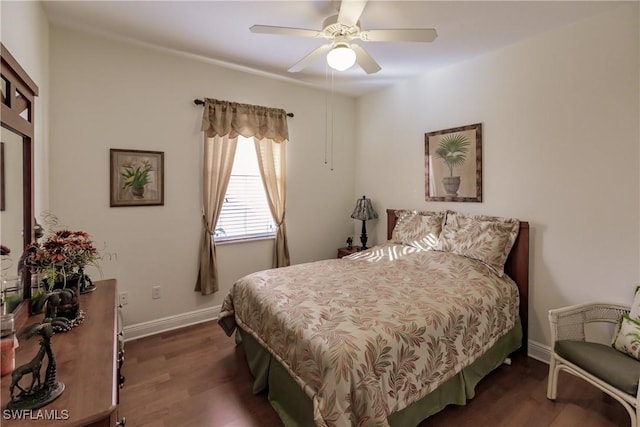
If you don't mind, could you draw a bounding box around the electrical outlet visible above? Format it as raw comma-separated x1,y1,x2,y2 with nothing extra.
119,292,128,306
152,285,161,299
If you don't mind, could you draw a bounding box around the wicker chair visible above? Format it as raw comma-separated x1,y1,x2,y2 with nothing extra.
547,302,639,427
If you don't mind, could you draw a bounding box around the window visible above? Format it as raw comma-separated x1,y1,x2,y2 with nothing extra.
215,136,276,242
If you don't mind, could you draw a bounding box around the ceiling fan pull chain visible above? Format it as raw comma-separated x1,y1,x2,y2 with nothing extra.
330,70,335,171
322,59,336,171
324,62,329,166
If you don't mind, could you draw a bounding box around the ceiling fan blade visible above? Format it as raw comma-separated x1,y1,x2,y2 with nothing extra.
360,28,438,43
337,0,368,27
350,44,381,74
288,44,332,73
250,25,323,39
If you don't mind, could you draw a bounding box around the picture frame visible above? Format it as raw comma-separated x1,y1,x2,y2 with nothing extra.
110,149,164,207
424,123,482,202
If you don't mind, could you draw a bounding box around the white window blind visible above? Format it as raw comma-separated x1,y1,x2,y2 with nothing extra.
215,137,276,242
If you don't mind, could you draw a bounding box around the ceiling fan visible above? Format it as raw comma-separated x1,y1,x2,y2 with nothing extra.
250,0,437,74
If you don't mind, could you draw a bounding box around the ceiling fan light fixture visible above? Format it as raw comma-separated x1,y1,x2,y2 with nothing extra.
326,44,356,71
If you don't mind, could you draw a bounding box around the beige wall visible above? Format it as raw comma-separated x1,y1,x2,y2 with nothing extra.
355,3,640,350
48,26,357,326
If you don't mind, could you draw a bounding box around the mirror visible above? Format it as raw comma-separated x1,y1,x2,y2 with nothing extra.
1,42,37,313
0,129,25,311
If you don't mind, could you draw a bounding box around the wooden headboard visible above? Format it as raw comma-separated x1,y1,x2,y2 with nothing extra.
386,209,530,353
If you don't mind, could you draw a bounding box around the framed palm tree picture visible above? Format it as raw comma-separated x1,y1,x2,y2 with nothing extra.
424,123,482,202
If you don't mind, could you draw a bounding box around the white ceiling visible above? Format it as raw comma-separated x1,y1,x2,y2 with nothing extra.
41,1,622,97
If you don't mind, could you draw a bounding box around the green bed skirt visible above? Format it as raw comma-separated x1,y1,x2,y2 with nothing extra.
238,320,522,427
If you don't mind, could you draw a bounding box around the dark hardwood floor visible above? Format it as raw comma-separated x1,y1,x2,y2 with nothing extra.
120,321,630,427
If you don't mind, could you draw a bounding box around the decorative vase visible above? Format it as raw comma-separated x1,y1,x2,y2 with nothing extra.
442,176,461,196
2,284,23,314
131,185,145,198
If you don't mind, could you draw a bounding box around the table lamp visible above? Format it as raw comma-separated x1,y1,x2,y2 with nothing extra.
350,195,378,250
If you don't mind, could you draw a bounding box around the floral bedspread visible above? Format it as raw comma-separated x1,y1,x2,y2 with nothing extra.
218,243,519,427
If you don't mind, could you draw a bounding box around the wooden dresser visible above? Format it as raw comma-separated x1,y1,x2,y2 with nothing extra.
1,279,124,426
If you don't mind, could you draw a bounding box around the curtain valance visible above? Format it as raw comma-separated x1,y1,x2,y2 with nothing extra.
201,98,289,143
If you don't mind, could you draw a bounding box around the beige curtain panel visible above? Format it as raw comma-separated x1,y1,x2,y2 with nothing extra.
196,98,290,295
195,134,237,295
255,138,290,268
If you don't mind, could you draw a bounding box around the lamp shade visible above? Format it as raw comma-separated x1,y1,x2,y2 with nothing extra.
350,195,378,221
327,45,356,71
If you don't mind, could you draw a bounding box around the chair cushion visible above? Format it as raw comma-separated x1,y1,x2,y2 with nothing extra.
555,340,640,396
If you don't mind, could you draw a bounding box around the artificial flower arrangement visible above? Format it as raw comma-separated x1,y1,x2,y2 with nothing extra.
20,228,101,322
1,243,11,276
0,244,10,256
21,230,100,289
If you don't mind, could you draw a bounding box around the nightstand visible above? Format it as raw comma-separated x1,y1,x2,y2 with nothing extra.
337,246,362,258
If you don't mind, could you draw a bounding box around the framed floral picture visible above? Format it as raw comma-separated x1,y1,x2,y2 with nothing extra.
424,123,482,202
110,149,164,207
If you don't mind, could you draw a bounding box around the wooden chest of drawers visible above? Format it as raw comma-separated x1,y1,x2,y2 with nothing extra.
1,279,123,426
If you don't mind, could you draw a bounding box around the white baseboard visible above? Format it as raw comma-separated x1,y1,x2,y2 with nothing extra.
122,305,221,342
527,339,551,364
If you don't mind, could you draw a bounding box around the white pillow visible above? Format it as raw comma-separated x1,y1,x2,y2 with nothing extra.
611,314,640,360
630,285,640,320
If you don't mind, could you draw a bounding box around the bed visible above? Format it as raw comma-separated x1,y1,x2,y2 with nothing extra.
219,209,529,427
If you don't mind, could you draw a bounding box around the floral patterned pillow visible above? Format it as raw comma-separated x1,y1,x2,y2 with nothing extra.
391,210,445,250
439,211,520,277
612,314,640,360
630,285,640,319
